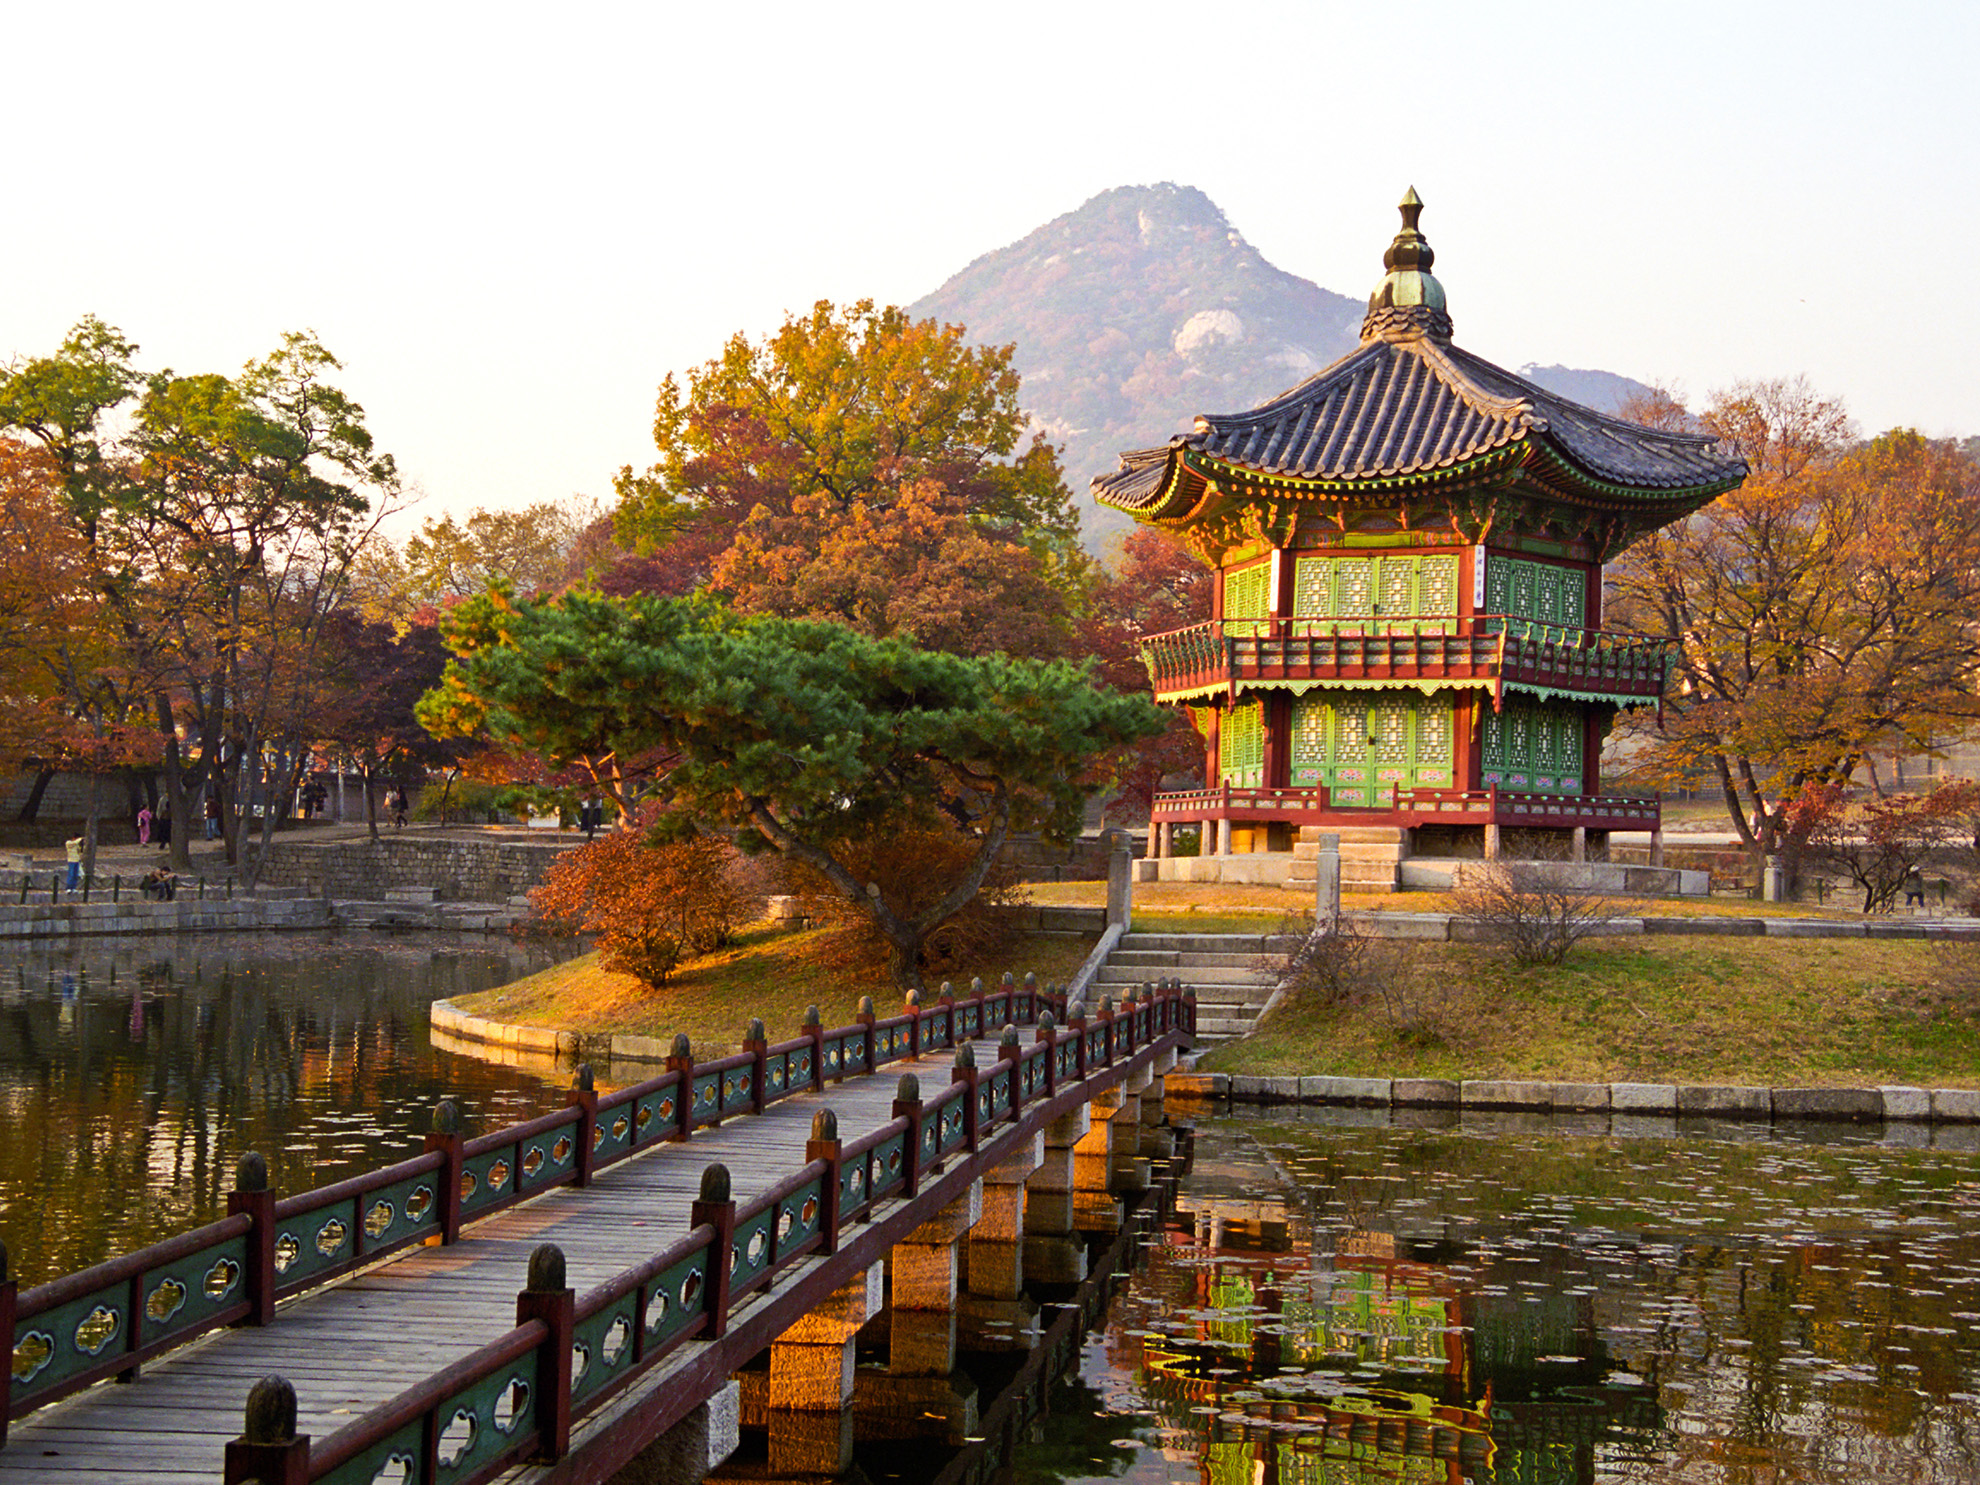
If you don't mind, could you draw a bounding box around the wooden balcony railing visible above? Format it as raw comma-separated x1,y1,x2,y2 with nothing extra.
1140,615,1669,701
1151,784,1659,832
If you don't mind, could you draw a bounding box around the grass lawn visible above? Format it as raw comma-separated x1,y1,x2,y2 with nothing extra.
451,924,1098,1058
1206,936,1980,1089
1020,878,1853,934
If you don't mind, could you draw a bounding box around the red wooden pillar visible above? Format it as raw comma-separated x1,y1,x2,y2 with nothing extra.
228,1152,279,1326
1583,706,1605,797
566,1065,599,1187
516,1244,575,1463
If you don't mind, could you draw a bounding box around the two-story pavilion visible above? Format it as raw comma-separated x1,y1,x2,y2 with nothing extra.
1096,191,1746,876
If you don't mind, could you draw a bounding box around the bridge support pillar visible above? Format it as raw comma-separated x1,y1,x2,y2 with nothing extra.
612,1379,740,1485
888,1180,982,1376
960,1134,1044,1350
743,1263,882,1477
963,1133,1042,1300
1022,1105,1090,1285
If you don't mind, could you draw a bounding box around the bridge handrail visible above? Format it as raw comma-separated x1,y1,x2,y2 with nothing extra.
0,969,1126,1449
299,1317,553,1484
211,980,1196,1483
4,1212,257,1427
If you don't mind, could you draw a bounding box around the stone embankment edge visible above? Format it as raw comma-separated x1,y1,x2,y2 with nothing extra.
0,897,335,938
1349,912,1980,941
1160,1071,1980,1126
430,998,583,1059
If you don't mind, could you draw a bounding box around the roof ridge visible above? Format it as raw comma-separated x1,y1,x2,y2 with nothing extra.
1192,342,1390,431
1410,338,1536,429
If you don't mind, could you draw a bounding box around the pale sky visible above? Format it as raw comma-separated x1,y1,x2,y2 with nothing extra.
6,1,1975,531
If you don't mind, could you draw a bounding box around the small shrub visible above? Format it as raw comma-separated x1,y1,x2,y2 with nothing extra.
529,817,761,990
1451,860,1629,967
1278,915,1446,1045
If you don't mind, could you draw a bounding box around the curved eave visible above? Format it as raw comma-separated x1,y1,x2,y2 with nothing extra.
1109,439,1740,531
1519,441,1744,514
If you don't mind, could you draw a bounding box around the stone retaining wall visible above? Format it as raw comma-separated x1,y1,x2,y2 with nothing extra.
0,897,333,940
1165,1070,1980,1129
1351,912,1980,941
249,833,578,901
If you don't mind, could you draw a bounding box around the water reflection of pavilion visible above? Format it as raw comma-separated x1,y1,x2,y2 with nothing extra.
1129,1192,1661,1483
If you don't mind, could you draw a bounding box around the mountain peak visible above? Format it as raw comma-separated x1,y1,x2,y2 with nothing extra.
909,188,1650,552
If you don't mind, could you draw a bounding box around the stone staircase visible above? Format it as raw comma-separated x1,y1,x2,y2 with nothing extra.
1286,824,1409,894
1090,931,1298,1041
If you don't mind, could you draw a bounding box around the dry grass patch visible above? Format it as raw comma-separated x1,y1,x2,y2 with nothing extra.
1207,936,1980,1089
453,923,1098,1057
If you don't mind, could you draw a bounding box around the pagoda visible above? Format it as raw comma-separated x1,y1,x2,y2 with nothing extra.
1096,191,1747,885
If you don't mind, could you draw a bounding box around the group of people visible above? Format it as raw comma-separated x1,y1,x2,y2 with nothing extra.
60,836,175,899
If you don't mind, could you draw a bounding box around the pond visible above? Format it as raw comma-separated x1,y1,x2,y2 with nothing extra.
1004,1111,1980,1485
0,930,576,1283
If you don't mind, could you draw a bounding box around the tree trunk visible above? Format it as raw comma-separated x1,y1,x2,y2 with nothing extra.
364,766,380,841
15,766,57,824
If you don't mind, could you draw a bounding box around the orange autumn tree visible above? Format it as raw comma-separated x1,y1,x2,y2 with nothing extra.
1611,379,1980,866
710,479,1072,658
528,809,760,989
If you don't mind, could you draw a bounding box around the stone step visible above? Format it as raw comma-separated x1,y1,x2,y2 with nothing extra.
1188,991,1280,1011
1118,933,1302,954
1096,965,1277,989
1108,949,1286,970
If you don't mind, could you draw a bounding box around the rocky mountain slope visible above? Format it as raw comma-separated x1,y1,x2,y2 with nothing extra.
909,184,1650,551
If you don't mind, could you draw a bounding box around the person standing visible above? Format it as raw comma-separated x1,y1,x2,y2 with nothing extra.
205,791,221,840
137,804,152,845
65,835,84,892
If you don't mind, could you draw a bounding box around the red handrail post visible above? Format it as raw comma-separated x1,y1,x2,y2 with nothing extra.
742,1019,768,1116
1036,1013,1059,1100
424,1099,465,1245
566,1065,599,1187
516,1245,575,1463
805,1111,841,1255
1068,1003,1089,1080
689,1165,737,1339
227,1152,279,1327
665,1036,695,1141
803,1005,826,1092
892,1074,925,1199
223,1377,309,1485
999,1024,1024,1122
955,1047,982,1154
0,1238,15,1447
856,995,877,1080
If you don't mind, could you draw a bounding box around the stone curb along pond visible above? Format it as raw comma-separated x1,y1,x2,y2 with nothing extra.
1169,1071,1980,1129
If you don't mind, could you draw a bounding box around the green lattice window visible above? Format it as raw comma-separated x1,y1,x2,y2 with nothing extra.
1480,697,1588,794
1290,691,1456,802
1484,555,1589,629
1292,554,1459,625
1218,700,1264,785
1222,563,1271,635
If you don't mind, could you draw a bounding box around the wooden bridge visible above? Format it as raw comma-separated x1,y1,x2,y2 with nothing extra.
0,976,1194,1485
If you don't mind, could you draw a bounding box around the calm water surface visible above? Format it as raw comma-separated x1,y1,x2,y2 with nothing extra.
0,931,576,1283
1013,1112,1980,1485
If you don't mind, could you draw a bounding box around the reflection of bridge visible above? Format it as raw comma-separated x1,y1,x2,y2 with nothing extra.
0,979,1193,1483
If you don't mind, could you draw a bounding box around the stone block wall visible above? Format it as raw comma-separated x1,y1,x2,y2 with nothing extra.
999,833,1144,884
249,833,580,901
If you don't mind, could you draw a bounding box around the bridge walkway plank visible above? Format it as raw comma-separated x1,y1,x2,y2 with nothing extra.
0,1038,1007,1484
